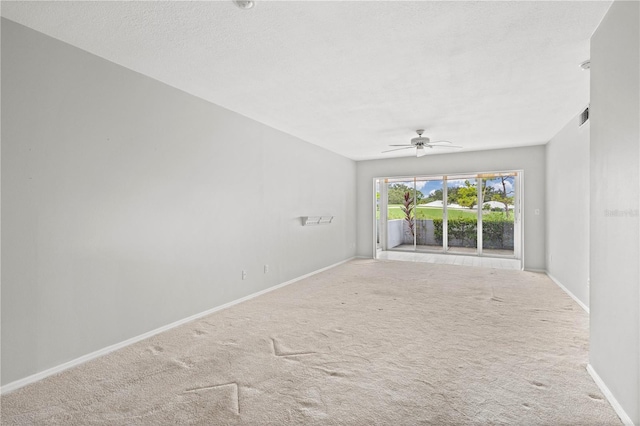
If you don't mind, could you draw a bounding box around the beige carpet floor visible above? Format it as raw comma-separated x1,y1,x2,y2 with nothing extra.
1,259,622,425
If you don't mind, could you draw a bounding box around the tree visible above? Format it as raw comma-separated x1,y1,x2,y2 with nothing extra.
425,188,443,203
480,180,497,207
457,180,477,209
447,186,460,205
388,183,424,205
492,177,514,217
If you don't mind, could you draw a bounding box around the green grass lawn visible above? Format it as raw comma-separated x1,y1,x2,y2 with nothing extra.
382,205,513,222
386,205,472,220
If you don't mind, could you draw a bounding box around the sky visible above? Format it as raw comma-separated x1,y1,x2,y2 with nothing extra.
416,179,471,196
394,177,515,197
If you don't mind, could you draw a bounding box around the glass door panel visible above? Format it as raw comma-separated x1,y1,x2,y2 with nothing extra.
415,178,444,251
481,174,516,256
447,177,478,254
387,178,416,251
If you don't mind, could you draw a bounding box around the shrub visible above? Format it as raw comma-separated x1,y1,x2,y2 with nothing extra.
433,217,513,249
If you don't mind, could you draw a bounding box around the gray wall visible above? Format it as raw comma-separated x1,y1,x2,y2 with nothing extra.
590,1,639,423
356,145,546,270
546,116,590,308
1,19,357,386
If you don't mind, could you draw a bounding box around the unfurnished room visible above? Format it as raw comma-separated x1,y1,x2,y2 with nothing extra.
1,1,639,424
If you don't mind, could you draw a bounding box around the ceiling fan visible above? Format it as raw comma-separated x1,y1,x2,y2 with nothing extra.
383,129,462,157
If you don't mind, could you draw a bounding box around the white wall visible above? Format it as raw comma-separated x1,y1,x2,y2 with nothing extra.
387,219,404,249
546,116,590,308
1,19,357,386
356,145,546,270
589,1,640,423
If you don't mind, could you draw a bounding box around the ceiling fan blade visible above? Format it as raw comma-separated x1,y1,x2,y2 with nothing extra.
429,140,452,145
429,144,463,149
388,144,414,147
382,146,414,153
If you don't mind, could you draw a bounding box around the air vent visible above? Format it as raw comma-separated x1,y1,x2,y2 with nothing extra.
579,106,589,127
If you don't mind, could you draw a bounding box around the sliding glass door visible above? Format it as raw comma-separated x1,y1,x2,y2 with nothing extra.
376,171,521,259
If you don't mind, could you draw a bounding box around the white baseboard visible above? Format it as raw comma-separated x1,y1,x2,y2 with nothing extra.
524,268,546,273
586,364,635,426
0,257,355,395
546,272,589,313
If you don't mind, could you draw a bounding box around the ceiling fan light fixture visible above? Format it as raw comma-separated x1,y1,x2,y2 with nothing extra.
382,129,462,157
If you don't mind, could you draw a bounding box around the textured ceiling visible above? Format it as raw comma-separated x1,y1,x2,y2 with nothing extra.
1,1,611,160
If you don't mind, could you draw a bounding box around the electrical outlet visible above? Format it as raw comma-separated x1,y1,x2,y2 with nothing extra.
264,265,269,274
242,270,247,280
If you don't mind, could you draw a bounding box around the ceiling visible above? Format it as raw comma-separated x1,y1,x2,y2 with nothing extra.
1,1,611,160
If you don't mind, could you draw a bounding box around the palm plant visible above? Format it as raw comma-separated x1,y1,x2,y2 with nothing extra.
402,191,415,237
